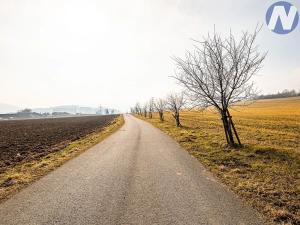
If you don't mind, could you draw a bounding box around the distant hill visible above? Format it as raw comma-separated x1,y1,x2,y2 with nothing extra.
0,103,119,115
33,105,98,114
0,103,20,114
32,105,119,115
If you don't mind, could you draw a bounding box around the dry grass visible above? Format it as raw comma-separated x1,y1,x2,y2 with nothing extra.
137,97,300,225
0,115,124,203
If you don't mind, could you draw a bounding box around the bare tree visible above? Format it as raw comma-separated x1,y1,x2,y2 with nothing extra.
166,92,186,127
134,103,142,116
173,27,266,147
142,103,148,117
130,107,135,114
154,98,166,122
148,97,154,119
19,108,32,113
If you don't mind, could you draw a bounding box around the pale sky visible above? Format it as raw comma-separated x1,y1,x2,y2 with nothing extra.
0,0,299,112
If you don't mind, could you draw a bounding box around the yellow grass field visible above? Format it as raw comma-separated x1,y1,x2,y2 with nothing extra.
137,97,300,225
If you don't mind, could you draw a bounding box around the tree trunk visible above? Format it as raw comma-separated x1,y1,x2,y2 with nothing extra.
226,110,242,146
226,114,235,147
173,112,181,127
220,109,242,148
159,112,164,122
149,112,152,119
221,110,235,147
221,114,229,144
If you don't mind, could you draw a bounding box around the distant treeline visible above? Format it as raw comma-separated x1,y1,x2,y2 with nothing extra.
256,89,300,100
0,109,71,120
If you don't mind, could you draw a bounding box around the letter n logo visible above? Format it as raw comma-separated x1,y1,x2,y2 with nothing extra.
266,1,299,34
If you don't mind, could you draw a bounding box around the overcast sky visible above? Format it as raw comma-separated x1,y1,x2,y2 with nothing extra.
0,0,299,112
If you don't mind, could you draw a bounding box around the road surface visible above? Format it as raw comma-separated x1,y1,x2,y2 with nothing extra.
0,114,264,225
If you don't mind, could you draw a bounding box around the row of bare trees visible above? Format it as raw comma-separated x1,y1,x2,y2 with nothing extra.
131,92,186,127
131,26,266,148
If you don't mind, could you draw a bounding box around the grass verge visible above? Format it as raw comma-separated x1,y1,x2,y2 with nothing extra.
136,106,299,225
0,115,124,203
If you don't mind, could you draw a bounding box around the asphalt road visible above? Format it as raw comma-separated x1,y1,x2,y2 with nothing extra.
0,114,264,225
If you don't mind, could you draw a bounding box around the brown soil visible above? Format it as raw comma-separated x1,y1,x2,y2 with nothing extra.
0,115,118,173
